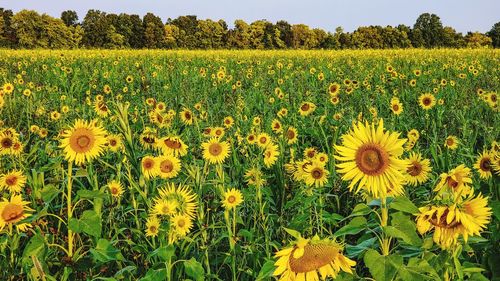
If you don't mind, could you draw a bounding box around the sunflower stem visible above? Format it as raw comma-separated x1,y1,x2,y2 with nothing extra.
66,161,74,258
380,196,390,256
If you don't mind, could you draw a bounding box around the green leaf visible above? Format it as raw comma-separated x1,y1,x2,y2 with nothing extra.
183,258,205,281
256,259,275,281
346,237,377,258
399,258,439,281
351,203,372,216
90,239,123,263
139,268,167,281
490,200,500,221
69,210,101,237
149,245,175,262
335,217,367,236
40,184,60,203
390,196,419,214
283,227,301,239
364,249,402,281
77,189,107,199
385,212,422,246
22,234,45,266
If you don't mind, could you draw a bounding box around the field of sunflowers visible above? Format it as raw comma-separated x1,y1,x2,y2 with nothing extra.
0,49,499,281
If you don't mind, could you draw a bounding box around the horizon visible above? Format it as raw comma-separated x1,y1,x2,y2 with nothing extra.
2,0,499,34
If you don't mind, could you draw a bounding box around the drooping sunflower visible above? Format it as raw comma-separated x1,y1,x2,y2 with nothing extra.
263,143,280,168
59,119,107,165
274,236,356,281
94,100,110,117
107,180,124,198
141,155,159,179
303,161,329,187
444,135,459,150
271,119,283,134
158,136,188,157
157,183,198,218
405,152,432,186
334,119,407,199
0,170,26,193
434,165,472,199
418,93,436,110
0,194,34,232
416,193,491,249
140,128,158,149
202,138,231,165
157,154,182,179
145,216,160,237
474,150,493,179
222,188,244,210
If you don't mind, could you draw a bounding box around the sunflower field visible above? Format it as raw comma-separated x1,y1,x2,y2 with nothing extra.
0,49,499,281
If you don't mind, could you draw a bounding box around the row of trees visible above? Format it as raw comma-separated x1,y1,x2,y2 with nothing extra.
1,8,499,49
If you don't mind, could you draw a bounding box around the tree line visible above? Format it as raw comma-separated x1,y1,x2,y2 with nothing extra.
1,8,499,49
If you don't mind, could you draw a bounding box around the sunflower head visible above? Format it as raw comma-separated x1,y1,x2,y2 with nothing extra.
222,188,244,210
0,194,34,233
60,119,107,165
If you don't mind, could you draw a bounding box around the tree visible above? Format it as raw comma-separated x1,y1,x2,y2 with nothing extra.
487,22,500,48
104,25,124,48
82,10,108,47
195,19,225,49
291,24,319,49
143,12,164,48
275,20,292,48
61,10,78,26
442,27,465,48
11,10,45,48
164,24,180,48
169,15,199,49
228,20,251,49
129,15,144,48
465,32,492,48
0,8,17,47
413,13,445,48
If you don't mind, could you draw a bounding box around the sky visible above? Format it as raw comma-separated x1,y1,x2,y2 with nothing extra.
1,0,499,33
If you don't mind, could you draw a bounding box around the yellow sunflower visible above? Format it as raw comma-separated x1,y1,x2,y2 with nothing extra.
303,161,329,187
106,134,123,152
274,236,356,281
334,119,407,199
418,93,436,110
328,82,341,95
170,214,193,237
202,138,231,165
0,194,34,232
257,133,272,148
444,135,459,150
474,150,493,179
158,136,188,157
405,152,432,186
156,154,181,179
390,98,403,115
263,143,280,168
0,170,26,193
59,119,107,165
152,199,178,217
434,165,472,199
145,216,160,237
141,155,160,179
222,188,244,210
107,180,124,198
299,102,316,116
180,108,194,125
157,183,198,218
286,127,298,145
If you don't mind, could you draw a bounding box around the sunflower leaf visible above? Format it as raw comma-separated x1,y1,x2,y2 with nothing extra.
183,258,205,281
390,196,419,214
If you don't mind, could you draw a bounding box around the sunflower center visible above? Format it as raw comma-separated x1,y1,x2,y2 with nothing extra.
111,187,119,194
446,138,454,146
301,103,310,111
1,137,13,148
149,226,157,232
423,98,431,106
287,130,295,139
480,158,491,171
228,195,236,203
289,244,339,273
446,176,459,189
165,139,181,149
491,94,497,102
109,140,117,146
407,161,422,176
69,129,95,153
177,219,186,228
162,206,171,214
1,203,24,223
429,209,460,229
5,176,18,186
311,168,323,179
143,136,156,144
392,104,399,111
209,143,222,156
143,159,154,169
160,160,174,173
355,144,388,176
184,112,191,119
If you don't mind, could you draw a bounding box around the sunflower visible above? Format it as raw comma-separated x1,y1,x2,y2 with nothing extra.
257,133,272,148
434,165,472,199
157,154,181,179
59,119,107,165
107,180,124,198
0,194,34,232
334,119,407,199
303,161,329,187
170,214,193,237
202,138,231,164
139,128,158,149
299,102,316,116
0,131,16,155
145,216,160,237
444,135,459,150
223,116,234,128
304,148,317,159
157,183,197,218
244,167,266,187
418,93,436,110
0,170,27,193
263,143,279,168
274,236,356,281
473,150,493,180
416,193,491,249
141,155,159,179
106,134,123,152
152,199,178,217
180,108,194,125
407,129,420,142
2,83,14,94
328,83,341,95
158,136,188,157
405,152,432,186
222,188,244,210
94,100,110,117
271,119,283,134
390,98,403,115
286,127,298,145
330,95,340,105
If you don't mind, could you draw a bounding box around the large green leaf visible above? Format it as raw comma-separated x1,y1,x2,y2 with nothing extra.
385,212,422,246
390,196,419,214
335,217,367,236
256,259,275,280
364,249,402,281
183,258,205,281
22,234,45,266
68,210,101,238
90,239,123,263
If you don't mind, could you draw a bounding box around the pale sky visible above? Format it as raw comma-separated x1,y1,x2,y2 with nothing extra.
2,0,499,33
